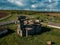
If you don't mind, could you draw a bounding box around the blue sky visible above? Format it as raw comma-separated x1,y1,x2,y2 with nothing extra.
0,0,60,11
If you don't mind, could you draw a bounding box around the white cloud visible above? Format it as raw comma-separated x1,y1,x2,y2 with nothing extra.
0,0,60,11
47,1,58,8
49,0,52,2
14,1,24,6
7,0,24,6
31,4,37,8
31,1,48,8
24,8,30,10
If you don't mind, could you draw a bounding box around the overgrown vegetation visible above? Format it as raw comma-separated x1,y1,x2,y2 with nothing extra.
0,10,60,23
0,24,60,45
0,10,60,45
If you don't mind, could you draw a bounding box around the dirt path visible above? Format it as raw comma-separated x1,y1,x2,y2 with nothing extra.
41,22,60,29
0,20,16,26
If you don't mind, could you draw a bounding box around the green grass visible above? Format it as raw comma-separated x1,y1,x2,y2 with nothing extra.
31,14,60,23
0,11,60,45
0,24,60,45
0,11,60,23
0,14,17,22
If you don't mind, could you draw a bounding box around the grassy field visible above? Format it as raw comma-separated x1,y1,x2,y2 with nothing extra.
0,14,17,22
0,24,60,45
0,10,60,45
0,10,60,23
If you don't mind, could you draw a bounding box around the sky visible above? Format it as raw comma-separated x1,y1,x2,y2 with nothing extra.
0,0,60,11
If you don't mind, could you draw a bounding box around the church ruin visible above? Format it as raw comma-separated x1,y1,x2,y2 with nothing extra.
17,16,42,37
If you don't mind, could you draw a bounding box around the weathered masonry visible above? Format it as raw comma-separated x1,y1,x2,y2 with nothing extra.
17,16,41,37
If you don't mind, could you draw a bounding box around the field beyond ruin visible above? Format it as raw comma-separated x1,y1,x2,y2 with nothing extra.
0,10,60,45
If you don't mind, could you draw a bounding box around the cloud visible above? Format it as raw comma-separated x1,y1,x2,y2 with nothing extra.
47,1,58,9
31,4,37,8
0,0,60,11
7,0,24,6
7,0,32,6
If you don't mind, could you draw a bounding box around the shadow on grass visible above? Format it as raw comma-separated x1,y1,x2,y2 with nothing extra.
52,42,55,45
0,29,15,38
41,26,51,33
33,26,51,35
